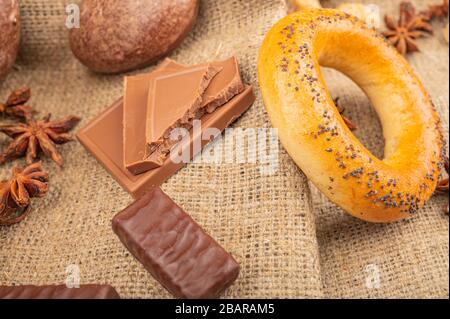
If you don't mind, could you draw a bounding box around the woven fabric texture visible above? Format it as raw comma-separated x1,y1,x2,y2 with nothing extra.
0,0,448,298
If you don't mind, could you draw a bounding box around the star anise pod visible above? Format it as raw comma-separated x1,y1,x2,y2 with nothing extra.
421,0,449,21
0,162,49,225
0,113,81,167
383,1,434,55
434,156,449,215
437,178,449,192
334,97,357,131
436,156,449,193
0,87,33,119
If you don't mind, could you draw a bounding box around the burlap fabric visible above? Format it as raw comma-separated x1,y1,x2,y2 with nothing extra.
0,0,447,298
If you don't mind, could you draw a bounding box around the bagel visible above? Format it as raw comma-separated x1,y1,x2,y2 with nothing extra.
258,9,445,223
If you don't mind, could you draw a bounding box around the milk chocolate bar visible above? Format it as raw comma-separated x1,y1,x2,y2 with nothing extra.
0,284,120,299
123,59,185,174
112,187,240,299
124,57,243,175
202,56,244,113
145,57,244,169
146,64,222,157
140,64,222,172
77,85,255,199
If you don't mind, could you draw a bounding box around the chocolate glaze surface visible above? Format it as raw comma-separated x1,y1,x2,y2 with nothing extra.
77,86,255,199
112,187,240,299
0,284,120,299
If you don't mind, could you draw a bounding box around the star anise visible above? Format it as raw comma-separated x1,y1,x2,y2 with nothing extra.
421,0,449,21
0,113,81,167
334,97,357,131
436,156,449,193
437,178,449,192
0,87,33,119
0,162,49,225
434,156,449,214
383,1,434,55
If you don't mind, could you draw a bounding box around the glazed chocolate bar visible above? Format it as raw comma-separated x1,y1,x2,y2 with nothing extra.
112,187,240,299
0,284,120,299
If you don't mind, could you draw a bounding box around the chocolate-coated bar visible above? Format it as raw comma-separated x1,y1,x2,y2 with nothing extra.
77,85,255,199
112,187,240,299
0,284,120,299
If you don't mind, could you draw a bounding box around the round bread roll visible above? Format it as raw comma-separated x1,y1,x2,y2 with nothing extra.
258,10,445,223
69,0,199,74
0,0,20,80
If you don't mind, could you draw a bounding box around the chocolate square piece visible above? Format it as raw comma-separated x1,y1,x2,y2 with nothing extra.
144,57,245,169
123,59,185,174
202,56,244,113
112,187,240,299
146,64,221,156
